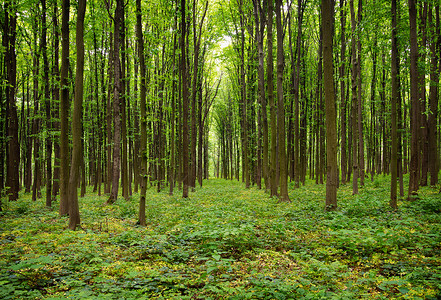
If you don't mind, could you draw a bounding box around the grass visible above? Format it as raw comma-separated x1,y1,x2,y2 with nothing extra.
0,176,440,299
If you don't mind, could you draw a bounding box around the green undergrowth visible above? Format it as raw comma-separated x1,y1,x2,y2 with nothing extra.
1,177,440,299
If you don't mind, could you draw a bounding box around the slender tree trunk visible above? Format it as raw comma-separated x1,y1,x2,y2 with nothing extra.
42,0,52,207
350,0,358,195
428,5,439,185
390,0,399,209
181,0,189,198
253,0,268,190
267,0,277,196
238,0,249,189
105,37,113,194
169,16,177,195
32,23,42,202
120,7,129,200
275,0,289,202
322,0,338,211
339,0,347,185
357,0,365,186
419,3,428,187
408,0,419,199
59,0,70,215
136,0,147,225
68,0,86,230
4,0,19,202
107,0,123,204
52,1,60,201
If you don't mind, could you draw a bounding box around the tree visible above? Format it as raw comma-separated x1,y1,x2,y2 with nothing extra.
68,0,86,230
4,0,19,202
275,0,289,202
182,0,190,198
390,0,399,209
136,0,147,225
41,0,52,207
349,0,358,195
59,0,70,215
408,0,419,199
322,0,337,211
267,0,277,197
428,5,439,186
107,0,124,204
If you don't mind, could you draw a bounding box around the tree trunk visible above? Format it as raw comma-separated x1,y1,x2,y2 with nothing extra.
59,0,70,215
275,0,289,202
68,0,86,230
42,0,52,207
390,0,399,209
120,7,129,200
339,0,347,185
267,0,277,197
181,0,189,198
408,0,419,199
357,0,365,186
350,0,358,195
322,0,338,211
107,0,123,204
4,0,19,202
428,5,439,185
52,0,60,201
136,0,147,225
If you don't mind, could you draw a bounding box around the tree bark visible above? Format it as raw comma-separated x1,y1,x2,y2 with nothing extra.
322,0,338,211
390,0,399,209
42,0,53,207
181,0,189,198
68,0,86,230
107,0,123,204
59,0,70,215
267,0,277,197
136,0,147,225
339,0,347,185
275,0,289,202
4,0,19,202
350,0,358,195
428,5,439,185
52,0,61,201
408,0,419,199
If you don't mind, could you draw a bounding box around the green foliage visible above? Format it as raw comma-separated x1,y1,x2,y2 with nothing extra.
0,178,440,299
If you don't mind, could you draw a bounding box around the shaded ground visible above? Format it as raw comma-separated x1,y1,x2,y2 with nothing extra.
1,177,440,299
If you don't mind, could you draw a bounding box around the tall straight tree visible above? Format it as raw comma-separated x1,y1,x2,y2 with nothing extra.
4,0,19,202
356,0,364,186
349,0,358,195
339,0,347,185
252,0,268,190
428,5,439,186
136,0,147,225
68,0,86,230
41,0,52,207
322,0,337,211
52,0,61,201
390,0,399,209
267,0,277,197
408,0,419,199
181,0,190,198
238,0,250,189
107,0,123,204
275,0,289,202
59,0,70,215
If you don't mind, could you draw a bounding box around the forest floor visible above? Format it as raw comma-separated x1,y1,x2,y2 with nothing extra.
0,176,440,299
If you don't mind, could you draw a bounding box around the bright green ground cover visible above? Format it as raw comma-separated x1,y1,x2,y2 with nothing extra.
0,177,440,299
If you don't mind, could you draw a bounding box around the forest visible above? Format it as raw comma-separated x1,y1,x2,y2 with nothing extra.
1,0,441,298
